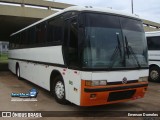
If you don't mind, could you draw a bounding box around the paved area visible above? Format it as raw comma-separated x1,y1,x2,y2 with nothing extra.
0,71,160,120
0,63,8,71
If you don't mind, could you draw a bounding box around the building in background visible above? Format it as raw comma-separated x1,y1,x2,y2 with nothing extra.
0,41,9,54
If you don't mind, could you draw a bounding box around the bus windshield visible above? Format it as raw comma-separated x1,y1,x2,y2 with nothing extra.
82,13,148,69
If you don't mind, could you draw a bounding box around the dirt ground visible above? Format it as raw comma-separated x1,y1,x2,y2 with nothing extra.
0,71,160,120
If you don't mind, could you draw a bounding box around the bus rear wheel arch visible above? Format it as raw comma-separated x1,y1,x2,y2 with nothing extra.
50,71,68,104
149,65,160,82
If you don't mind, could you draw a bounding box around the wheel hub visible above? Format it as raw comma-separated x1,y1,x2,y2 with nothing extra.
17,68,20,77
55,81,64,99
150,70,159,80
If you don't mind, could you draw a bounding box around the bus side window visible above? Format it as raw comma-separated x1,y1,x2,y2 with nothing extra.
24,31,28,47
36,23,47,44
147,36,160,50
16,34,20,49
68,18,79,67
28,27,36,45
47,16,63,43
12,35,16,49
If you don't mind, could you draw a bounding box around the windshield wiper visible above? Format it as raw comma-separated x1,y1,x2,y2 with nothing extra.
109,33,122,69
125,36,141,68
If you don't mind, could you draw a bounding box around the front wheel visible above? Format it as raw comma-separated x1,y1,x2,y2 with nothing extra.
52,76,68,104
149,66,160,82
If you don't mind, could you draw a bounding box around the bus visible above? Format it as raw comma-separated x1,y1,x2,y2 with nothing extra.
146,31,160,82
9,6,148,106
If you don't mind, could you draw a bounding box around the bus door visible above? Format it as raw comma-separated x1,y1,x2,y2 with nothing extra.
63,17,81,105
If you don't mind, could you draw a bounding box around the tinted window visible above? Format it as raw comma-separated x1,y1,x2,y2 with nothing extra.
10,36,15,49
28,27,36,45
147,36,160,50
47,16,63,43
120,17,143,32
82,13,148,69
12,34,20,49
120,17,148,67
15,34,21,48
85,13,120,28
21,31,28,47
68,18,79,67
14,35,18,48
36,23,47,44
63,12,78,19
83,13,124,68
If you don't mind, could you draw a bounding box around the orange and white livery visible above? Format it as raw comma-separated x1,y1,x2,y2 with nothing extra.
9,6,148,106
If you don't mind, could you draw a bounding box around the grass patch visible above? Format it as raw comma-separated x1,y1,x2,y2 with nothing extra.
0,53,8,63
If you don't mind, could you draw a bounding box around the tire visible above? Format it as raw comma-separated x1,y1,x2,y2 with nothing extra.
149,66,160,82
16,65,21,80
52,76,68,104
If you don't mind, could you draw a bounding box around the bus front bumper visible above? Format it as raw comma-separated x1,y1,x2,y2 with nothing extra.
80,80,148,106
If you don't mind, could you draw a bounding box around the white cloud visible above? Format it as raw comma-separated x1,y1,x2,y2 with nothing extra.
133,0,160,23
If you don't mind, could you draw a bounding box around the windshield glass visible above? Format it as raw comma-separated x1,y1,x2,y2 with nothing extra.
82,13,148,69
120,17,148,68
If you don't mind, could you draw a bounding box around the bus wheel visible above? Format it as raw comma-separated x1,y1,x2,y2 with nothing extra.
52,76,68,104
16,65,21,80
149,66,160,82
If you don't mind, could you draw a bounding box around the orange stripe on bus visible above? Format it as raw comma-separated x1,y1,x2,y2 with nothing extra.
80,80,148,106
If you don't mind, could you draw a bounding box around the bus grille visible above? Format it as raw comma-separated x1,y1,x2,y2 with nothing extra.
107,90,136,102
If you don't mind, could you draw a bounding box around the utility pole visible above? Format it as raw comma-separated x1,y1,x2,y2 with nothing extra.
131,0,134,14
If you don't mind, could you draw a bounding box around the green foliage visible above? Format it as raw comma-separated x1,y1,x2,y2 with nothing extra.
0,53,8,63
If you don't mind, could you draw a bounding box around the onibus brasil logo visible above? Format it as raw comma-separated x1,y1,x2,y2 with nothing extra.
11,88,38,101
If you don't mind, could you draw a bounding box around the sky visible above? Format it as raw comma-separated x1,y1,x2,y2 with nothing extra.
47,0,160,23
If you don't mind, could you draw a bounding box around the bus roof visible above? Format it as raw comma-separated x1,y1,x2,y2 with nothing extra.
11,6,140,36
145,31,160,37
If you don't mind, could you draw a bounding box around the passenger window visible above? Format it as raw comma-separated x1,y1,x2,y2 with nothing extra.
21,31,28,47
47,16,63,43
36,23,47,44
68,18,79,67
28,27,36,45
147,36,160,50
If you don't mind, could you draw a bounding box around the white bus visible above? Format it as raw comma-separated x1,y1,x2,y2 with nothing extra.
9,6,148,106
146,31,160,82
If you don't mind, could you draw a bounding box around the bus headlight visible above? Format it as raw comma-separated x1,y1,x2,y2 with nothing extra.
85,80,107,86
99,80,107,86
139,77,148,82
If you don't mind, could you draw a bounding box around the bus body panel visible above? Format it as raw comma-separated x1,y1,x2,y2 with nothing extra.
91,70,148,82
148,50,160,67
8,46,64,91
9,46,64,65
79,70,148,106
9,57,82,105
9,59,61,91
63,69,81,105
146,31,160,37
149,61,160,67
146,31,160,67
80,80,147,106
19,60,51,90
8,58,17,73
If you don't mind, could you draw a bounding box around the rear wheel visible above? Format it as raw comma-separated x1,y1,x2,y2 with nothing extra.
149,66,160,82
16,65,21,80
52,76,68,104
